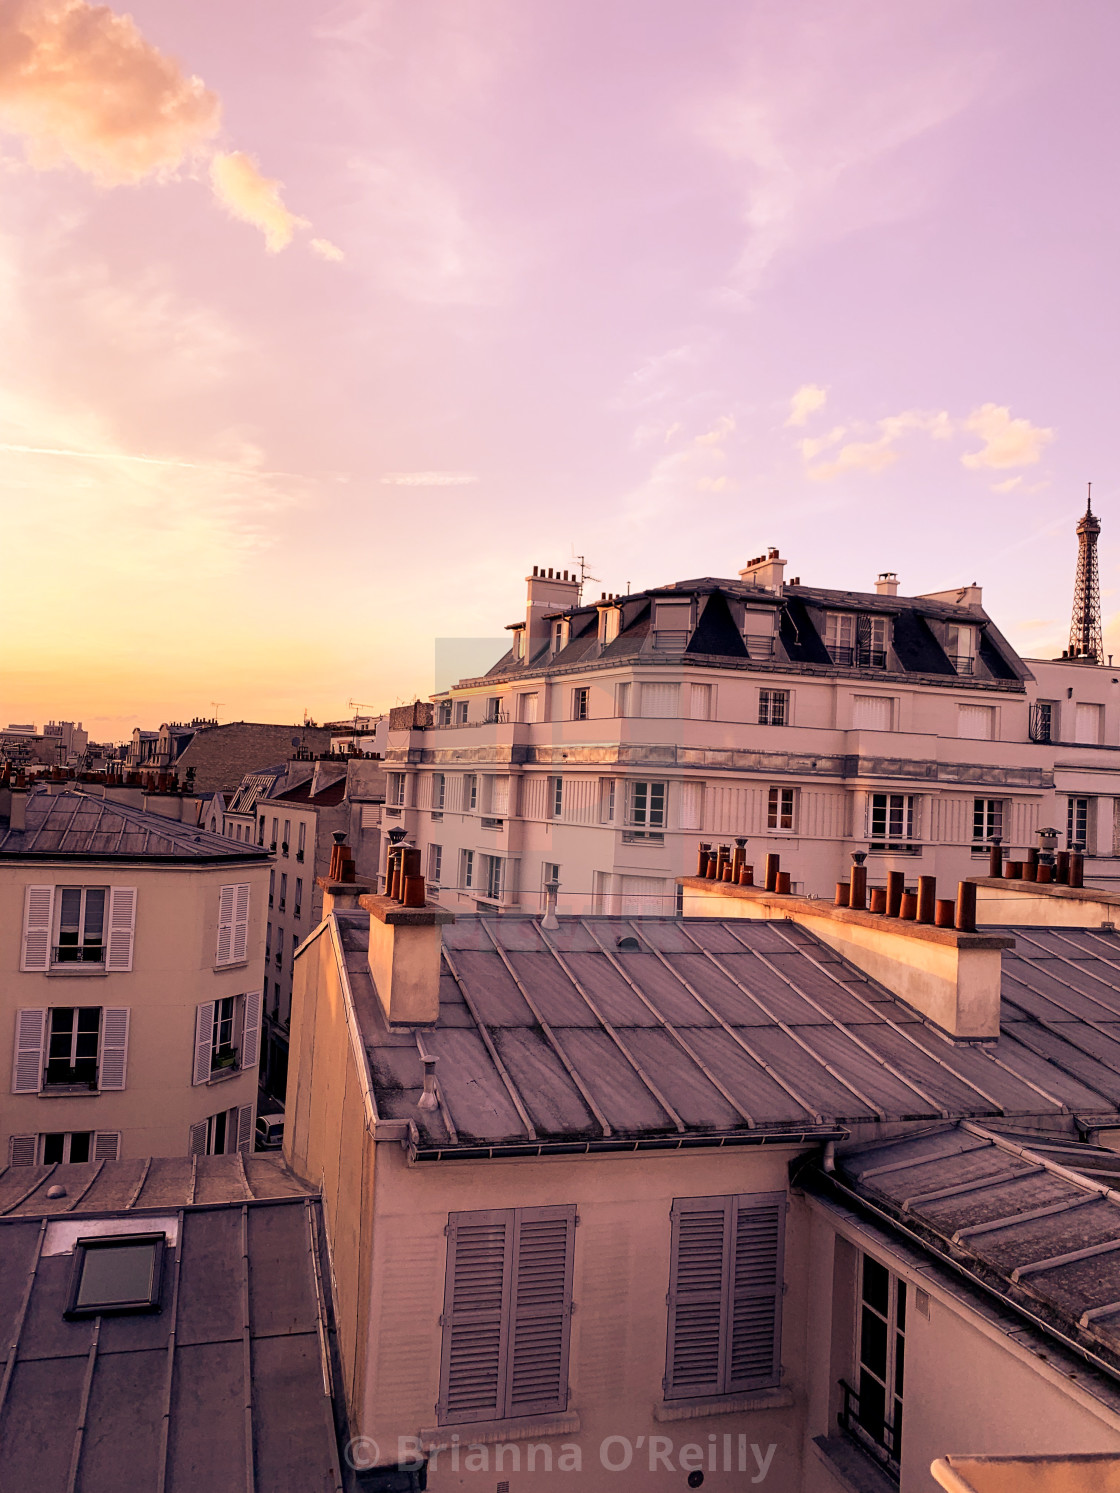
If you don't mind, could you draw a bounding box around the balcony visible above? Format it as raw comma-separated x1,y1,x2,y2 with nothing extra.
829,646,887,669
838,1380,900,1484
951,656,975,675
51,944,105,966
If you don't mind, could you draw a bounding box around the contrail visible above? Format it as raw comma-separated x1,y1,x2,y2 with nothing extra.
0,442,299,479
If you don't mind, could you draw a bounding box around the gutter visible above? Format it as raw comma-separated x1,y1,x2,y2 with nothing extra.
405,1126,847,1163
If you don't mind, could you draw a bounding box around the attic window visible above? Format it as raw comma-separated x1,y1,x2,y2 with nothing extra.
66,1232,165,1318
616,935,641,950
653,600,691,649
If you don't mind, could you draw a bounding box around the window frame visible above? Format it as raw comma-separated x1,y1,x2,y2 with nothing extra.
551,775,564,819
572,687,590,721
758,689,789,728
1068,795,1091,851
869,793,920,852
840,1252,906,1480
65,1232,166,1319
626,779,667,834
972,797,1004,847
53,886,108,966
767,786,796,833
44,1005,101,1089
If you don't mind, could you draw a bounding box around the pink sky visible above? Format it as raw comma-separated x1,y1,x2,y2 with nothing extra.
1,0,1118,738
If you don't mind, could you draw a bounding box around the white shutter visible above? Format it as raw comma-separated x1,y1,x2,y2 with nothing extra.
105,888,137,972
20,886,53,972
853,695,893,731
240,991,262,1071
689,684,713,720
93,1131,121,1161
620,876,665,917
193,1001,215,1086
679,782,703,831
98,1008,130,1090
188,1120,208,1156
236,1104,253,1153
216,885,236,965
958,704,994,740
640,683,680,718
1076,703,1103,744
11,1009,46,1094
491,777,510,817
232,884,251,963
8,1135,37,1166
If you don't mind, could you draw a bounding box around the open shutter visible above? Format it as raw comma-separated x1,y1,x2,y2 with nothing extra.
188,1120,208,1156
506,1205,575,1417
728,1194,785,1390
193,1001,215,1085
21,886,53,972
11,1009,46,1094
215,885,236,966
9,1135,37,1166
439,1210,513,1424
93,1131,121,1162
98,1008,130,1090
665,1197,731,1399
105,888,137,972
232,884,251,963
236,1104,253,1153
240,991,262,1071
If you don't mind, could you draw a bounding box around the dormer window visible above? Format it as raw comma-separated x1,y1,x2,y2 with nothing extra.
742,606,776,660
598,607,621,646
825,612,888,668
947,624,976,675
551,619,570,653
652,600,692,649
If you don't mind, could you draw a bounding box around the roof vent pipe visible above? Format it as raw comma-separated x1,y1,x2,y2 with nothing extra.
541,877,560,931
418,1054,439,1112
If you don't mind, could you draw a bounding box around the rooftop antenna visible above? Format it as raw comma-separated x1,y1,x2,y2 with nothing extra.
209,702,224,722
1069,482,1104,664
348,698,375,728
571,551,599,606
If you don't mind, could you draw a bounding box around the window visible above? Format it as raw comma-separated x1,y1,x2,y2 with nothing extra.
1068,796,1090,850
825,612,887,668
517,692,539,724
268,868,275,907
192,993,261,1084
486,696,503,723
45,1007,101,1087
428,845,443,885
438,1206,575,1425
869,794,919,851
958,704,995,740
389,773,406,807
552,776,564,818
853,695,894,732
767,786,796,831
12,1006,129,1094
8,1130,120,1166
946,624,976,674
679,781,703,831
54,886,106,964
601,607,620,645
455,700,469,725
271,817,278,848
689,683,713,720
481,854,503,901
551,619,569,654
841,1254,905,1478
542,862,561,891
461,849,475,889
215,883,251,967
464,774,478,811
743,610,776,659
279,873,287,911
599,778,616,823
432,772,446,810
664,1193,784,1400
297,821,306,861
189,1105,253,1157
626,780,666,838
620,875,665,916
616,682,632,717
438,700,453,726
573,687,590,721
258,814,266,845
973,798,1003,845
640,682,679,718
66,1233,165,1319
652,599,692,649
758,689,789,727
266,921,272,957
294,878,303,918
1030,700,1056,743
282,819,291,853
1075,702,1104,744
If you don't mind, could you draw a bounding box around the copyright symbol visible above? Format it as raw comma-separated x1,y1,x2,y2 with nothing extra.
346,1436,381,1470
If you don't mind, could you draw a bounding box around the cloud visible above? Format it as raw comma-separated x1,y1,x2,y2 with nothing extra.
380,471,478,486
805,407,950,481
808,437,899,482
961,403,1053,470
311,237,345,262
992,475,1022,493
209,151,308,253
0,0,220,183
799,425,846,461
786,384,827,426
695,414,735,445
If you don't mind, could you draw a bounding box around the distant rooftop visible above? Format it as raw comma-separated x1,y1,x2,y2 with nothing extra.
0,788,270,861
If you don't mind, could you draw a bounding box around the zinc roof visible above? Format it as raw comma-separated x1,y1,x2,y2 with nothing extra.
0,789,269,861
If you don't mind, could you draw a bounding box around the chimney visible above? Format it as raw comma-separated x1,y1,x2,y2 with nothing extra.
738,547,786,594
359,892,455,1027
541,877,560,931
9,787,27,833
875,571,899,596
525,566,581,660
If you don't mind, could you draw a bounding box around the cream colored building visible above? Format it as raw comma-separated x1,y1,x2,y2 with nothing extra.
283,863,1120,1492
1,786,269,1164
384,553,1120,919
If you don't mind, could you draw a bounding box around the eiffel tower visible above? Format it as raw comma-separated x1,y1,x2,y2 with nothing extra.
1069,485,1103,663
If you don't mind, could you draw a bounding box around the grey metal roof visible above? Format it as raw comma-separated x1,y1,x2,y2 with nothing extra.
833,1121,1120,1374
0,1154,312,1216
337,915,1120,1155
0,789,269,860
0,1158,344,1492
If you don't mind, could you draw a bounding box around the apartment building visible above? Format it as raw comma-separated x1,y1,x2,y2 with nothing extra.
0,786,270,1163
382,553,1120,914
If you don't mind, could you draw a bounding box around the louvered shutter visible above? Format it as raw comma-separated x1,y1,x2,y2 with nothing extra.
8,1135,37,1166
11,1008,46,1094
235,1104,253,1153
679,781,703,831
640,683,680,718
98,1008,130,1090
665,1198,730,1399
93,1131,121,1161
20,886,53,971
439,1211,514,1423
216,885,236,965
728,1195,785,1390
193,1001,215,1085
105,888,136,971
188,1120,208,1156
506,1206,575,1417
240,991,262,1071
232,884,251,962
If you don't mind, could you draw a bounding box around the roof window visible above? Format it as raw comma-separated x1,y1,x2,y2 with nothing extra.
66,1232,165,1318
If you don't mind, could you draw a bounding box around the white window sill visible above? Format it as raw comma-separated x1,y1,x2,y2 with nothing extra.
419,1411,580,1450
654,1387,792,1422
45,966,108,978
212,959,250,972
207,1066,245,1085
38,1086,101,1098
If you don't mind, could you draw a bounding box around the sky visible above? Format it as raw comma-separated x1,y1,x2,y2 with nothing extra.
1,0,1119,739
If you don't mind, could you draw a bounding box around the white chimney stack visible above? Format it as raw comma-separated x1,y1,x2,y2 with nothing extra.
524,566,581,662
876,572,899,596
738,548,786,594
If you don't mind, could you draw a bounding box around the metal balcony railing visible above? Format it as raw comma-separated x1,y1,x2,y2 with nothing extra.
838,1380,900,1482
52,944,105,965
829,646,887,668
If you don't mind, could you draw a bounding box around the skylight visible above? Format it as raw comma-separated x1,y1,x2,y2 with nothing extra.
66,1232,165,1318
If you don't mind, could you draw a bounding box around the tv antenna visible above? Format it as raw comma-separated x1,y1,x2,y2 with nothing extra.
209,702,224,721
348,698,375,727
571,552,599,605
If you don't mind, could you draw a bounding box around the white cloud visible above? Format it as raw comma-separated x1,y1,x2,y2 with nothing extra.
785,384,827,426
992,475,1022,493
311,237,345,262
804,407,950,482
695,414,735,445
799,425,846,461
961,403,1053,470
380,471,478,486
210,151,308,253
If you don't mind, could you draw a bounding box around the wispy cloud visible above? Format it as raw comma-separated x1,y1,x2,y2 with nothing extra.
961,403,1053,470
785,384,827,427
380,470,479,486
210,151,309,253
805,408,950,481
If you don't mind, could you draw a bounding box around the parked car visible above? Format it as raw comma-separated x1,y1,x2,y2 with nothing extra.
255,1112,284,1150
